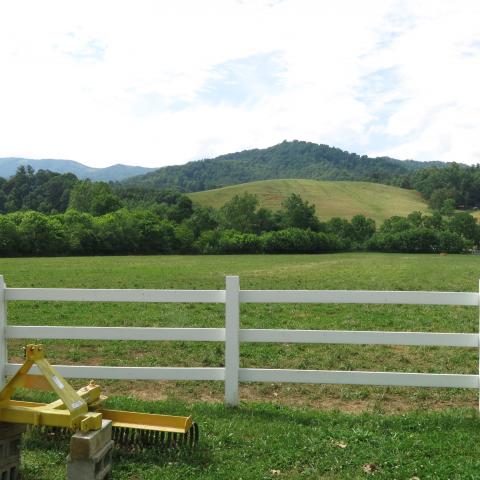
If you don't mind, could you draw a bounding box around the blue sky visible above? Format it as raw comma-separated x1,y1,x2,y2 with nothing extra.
0,0,479,168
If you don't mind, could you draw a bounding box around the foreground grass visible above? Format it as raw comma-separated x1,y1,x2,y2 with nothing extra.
18,393,480,479
0,253,479,411
188,179,428,224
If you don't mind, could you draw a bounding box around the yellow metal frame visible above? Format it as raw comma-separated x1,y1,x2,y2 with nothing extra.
0,345,102,431
0,344,193,435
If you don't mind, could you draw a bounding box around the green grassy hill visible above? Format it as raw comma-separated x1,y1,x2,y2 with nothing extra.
189,179,428,223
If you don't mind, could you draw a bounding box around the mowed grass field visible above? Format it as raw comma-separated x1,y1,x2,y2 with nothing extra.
1,253,479,411
1,253,480,478
188,179,428,223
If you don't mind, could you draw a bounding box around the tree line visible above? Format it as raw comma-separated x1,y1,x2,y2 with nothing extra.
0,166,193,218
0,185,478,256
406,163,480,211
4,144,480,216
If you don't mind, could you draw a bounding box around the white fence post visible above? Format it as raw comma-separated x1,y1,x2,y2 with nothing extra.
0,275,6,389
225,275,240,406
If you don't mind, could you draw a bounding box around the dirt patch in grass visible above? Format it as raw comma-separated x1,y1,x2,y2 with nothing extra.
95,380,477,413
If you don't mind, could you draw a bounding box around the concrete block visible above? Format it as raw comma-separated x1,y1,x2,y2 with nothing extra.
0,424,26,438
67,439,113,480
0,437,20,464
70,420,112,460
0,422,25,473
0,462,19,480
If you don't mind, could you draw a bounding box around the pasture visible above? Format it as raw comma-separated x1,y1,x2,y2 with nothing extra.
1,253,479,478
1,252,479,410
188,179,428,223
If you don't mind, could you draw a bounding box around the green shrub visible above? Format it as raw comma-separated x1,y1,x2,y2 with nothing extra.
0,216,19,256
261,228,343,254
218,230,262,253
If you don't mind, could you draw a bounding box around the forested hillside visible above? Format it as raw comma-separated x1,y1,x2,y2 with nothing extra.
123,140,445,192
410,163,480,210
0,166,188,216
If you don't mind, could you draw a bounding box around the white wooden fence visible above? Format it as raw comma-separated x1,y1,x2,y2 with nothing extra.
0,275,478,406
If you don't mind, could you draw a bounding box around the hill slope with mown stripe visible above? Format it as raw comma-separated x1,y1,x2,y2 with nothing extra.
189,179,428,224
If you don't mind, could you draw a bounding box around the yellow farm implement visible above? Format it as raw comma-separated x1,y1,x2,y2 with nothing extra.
0,345,199,449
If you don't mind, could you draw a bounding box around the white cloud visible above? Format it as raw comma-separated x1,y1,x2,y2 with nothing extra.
0,0,479,168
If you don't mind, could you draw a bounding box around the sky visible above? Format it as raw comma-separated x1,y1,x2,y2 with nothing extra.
0,0,479,168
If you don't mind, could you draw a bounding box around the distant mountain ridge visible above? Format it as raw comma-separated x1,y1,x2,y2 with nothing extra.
122,140,448,192
0,158,156,182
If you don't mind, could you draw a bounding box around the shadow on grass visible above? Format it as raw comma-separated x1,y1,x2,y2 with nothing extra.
23,429,69,453
23,426,213,469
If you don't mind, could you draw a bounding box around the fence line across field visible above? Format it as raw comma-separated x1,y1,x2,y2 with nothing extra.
0,275,478,407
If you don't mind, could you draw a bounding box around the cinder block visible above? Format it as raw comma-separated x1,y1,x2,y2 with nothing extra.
70,420,112,460
67,439,113,480
0,462,19,480
0,422,25,471
0,424,26,438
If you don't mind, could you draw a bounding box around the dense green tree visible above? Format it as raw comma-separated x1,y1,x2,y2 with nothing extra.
255,207,278,233
423,212,443,230
93,210,136,254
447,212,479,242
411,163,480,209
0,167,77,213
0,216,19,255
17,211,66,255
380,216,411,234
132,211,176,253
440,198,456,216
167,196,193,223
278,193,320,231
325,217,353,238
349,215,376,243
186,206,219,238
219,193,259,233
174,222,196,253
60,210,97,254
437,231,470,253
195,229,222,254
406,211,423,227
428,188,456,211
69,180,123,216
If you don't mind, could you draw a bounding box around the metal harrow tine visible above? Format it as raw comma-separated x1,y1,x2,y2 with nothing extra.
109,423,199,451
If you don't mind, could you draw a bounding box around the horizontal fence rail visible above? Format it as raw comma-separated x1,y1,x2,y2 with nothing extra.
240,290,479,306
5,364,225,381
6,326,226,342
238,369,479,389
4,364,477,389
239,329,479,347
1,275,479,407
6,326,478,347
5,288,225,303
6,288,478,306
